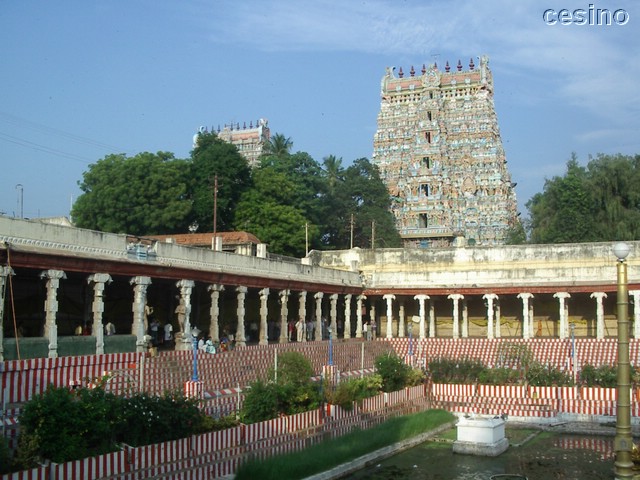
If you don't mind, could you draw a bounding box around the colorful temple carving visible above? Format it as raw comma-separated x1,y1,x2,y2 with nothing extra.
194,119,270,167
372,55,519,248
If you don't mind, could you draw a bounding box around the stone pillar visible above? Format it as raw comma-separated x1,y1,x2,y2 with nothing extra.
344,294,352,339
207,284,224,342
398,301,406,338
495,301,502,338
517,293,534,339
329,293,338,336
461,298,469,338
414,294,429,340
429,300,436,338
279,289,290,344
129,276,151,353
41,270,67,359
356,294,366,338
314,292,324,341
590,292,608,339
483,294,498,340
0,266,15,362
298,291,307,342
370,303,377,339
447,294,464,339
88,273,112,355
554,292,571,339
259,288,270,345
175,279,195,349
383,294,395,339
630,290,640,339
236,286,247,347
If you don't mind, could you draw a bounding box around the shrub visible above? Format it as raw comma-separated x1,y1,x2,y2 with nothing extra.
13,386,209,469
324,375,382,410
241,352,322,423
375,352,410,392
580,364,616,387
526,362,573,387
428,357,484,384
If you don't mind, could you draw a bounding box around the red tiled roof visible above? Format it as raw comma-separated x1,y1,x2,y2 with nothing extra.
147,231,261,247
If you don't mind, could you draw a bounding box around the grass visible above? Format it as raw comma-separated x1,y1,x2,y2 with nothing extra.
234,409,455,480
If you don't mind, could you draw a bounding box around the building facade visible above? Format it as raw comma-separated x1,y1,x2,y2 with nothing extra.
372,56,518,248
194,119,270,167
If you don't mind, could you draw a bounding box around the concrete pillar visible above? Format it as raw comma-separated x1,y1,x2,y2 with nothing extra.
259,288,270,345
590,292,608,339
344,294,352,339
129,276,151,353
298,291,307,342
329,293,338,336
314,292,324,341
554,292,571,339
630,290,640,339
462,298,469,338
414,294,429,339
383,294,395,339
87,273,112,355
517,293,534,339
207,284,224,343
236,286,247,347
447,294,464,339
356,294,366,338
429,300,436,338
0,266,15,362
370,303,377,339
174,279,195,350
279,289,290,344
482,294,498,340
398,301,406,338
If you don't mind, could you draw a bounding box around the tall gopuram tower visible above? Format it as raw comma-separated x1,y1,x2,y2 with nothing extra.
194,119,270,167
372,56,518,248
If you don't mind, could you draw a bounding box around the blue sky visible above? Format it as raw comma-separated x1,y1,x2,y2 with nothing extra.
1,1,638,221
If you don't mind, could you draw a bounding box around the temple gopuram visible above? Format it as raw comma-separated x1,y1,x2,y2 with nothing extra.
194,118,270,167
372,55,519,248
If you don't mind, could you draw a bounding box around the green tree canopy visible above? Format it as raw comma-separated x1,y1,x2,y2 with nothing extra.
190,131,252,232
526,153,640,243
72,152,191,235
324,158,402,249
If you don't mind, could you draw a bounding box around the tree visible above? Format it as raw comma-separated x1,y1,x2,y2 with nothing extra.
72,152,191,235
526,153,640,243
234,167,318,256
190,132,252,232
324,158,402,249
265,132,293,157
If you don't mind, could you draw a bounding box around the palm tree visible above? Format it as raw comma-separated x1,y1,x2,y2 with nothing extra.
322,155,344,191
267,133,293,156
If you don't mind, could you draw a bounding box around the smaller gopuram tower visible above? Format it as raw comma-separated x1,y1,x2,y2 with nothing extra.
194,119,270,167
372,56,518,248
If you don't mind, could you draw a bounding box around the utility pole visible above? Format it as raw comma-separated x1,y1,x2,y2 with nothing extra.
350,214,354,249
305,223,309,256
15,184,23,219
212,175,219,250
371,220,375,249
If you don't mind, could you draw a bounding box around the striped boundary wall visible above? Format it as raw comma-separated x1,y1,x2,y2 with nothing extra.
1,353,143,404
0,385,428,480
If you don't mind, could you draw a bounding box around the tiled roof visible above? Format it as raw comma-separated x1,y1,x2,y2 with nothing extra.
147,231,261,247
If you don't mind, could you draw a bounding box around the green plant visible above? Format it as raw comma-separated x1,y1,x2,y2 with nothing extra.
239,380,280,424
375,353,410,392
580,364,616,387
428,357,485,384
324,375,382,410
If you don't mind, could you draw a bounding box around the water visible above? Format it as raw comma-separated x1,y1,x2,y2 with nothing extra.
345,429,617,480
